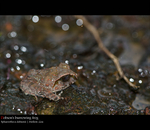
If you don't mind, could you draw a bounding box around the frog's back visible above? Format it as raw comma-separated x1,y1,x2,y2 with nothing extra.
20,63,78,101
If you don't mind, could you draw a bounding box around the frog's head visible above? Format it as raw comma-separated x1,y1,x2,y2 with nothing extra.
47,63,78,92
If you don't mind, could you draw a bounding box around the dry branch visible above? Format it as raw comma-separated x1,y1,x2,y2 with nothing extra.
74,15,140,90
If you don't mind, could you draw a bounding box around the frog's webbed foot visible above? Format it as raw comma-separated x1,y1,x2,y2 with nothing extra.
28,92,38,101
26,92,38,101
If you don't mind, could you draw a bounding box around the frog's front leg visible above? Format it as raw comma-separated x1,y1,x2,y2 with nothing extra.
20,78,39,101
48,92,62,101
44,89,62,101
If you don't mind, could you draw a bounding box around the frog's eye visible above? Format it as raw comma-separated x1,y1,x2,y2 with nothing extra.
61,75,70,82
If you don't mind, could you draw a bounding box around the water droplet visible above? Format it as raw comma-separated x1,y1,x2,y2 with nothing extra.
5,53,11,58
24,111,27,114
144,70,148,75
62,24,69,31
12,105,15,110
31,110,35,115
76,19,83,26
138,80,142,84
65,60,69,64
138,68,142,73
21,46,27,52
77,66,83,70
136,110,139,114
93,70,96,73
129,78,134,82
16,66,20,70
113,84,116,87
55,15,62,23
17,108,20,111
91,70,96,75
10,31,17,37
11,67,15,72
32,15,39,23
140,72,144,77
20,75,23,79
8,31,17,38
40,63,44,67
14,45,19,50
10,67,15,72
82,72,86,76
16,59,22,64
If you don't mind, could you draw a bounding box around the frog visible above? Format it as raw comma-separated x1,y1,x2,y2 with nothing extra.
20,63,78,101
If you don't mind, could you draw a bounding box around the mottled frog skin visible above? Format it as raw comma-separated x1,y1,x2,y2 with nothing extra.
20,63,77,101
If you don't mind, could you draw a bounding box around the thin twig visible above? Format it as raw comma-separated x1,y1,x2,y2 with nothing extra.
74,15,140,89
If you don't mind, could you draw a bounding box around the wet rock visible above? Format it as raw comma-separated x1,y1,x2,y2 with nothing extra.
119,42,145,67
0,81,36,115
132,94,150,110
36,100,56,115
0,16,149,115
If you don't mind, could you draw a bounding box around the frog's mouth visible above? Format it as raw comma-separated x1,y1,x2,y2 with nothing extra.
52,74,77,92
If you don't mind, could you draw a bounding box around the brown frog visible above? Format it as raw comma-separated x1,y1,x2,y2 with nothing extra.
20,63,77,101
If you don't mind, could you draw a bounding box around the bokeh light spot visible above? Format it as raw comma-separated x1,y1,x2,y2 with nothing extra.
6,53,11,58
32,15,39,23
55,16,62,23
76,19,83,26
21,46,27,52
62,24,69,31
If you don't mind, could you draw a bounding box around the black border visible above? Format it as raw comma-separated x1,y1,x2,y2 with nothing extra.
0,1,149,15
